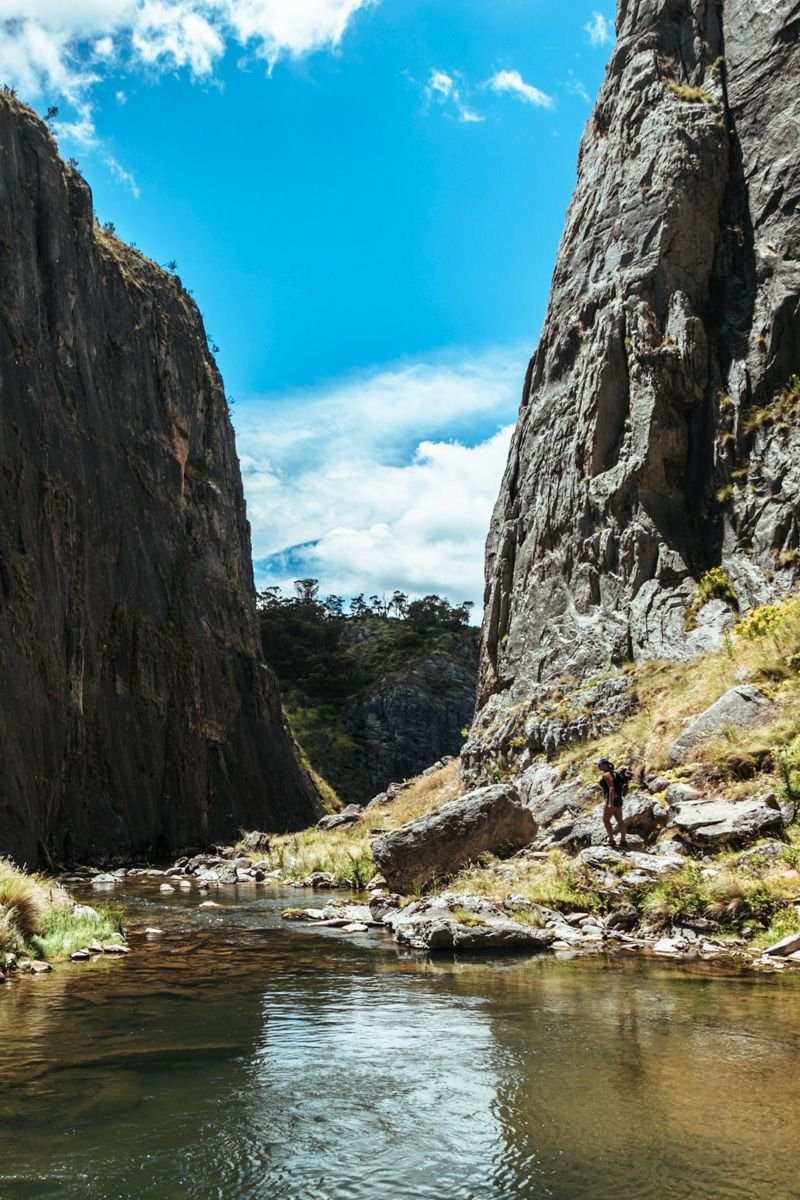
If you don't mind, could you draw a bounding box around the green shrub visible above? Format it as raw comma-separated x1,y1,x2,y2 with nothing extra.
665,81,714,104
685,567,738,629
30,905,125,960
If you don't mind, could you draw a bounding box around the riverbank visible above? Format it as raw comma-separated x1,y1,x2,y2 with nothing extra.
0,857,126,979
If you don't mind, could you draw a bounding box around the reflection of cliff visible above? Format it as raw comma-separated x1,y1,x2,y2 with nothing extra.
0,95,320,866
480,0,800,705
261,609,478,801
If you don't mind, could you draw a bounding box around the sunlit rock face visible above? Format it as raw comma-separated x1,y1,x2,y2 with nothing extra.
480,0,800,705
0,95,321,866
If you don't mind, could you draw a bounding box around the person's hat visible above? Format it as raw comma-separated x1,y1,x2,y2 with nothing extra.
596,757,612,767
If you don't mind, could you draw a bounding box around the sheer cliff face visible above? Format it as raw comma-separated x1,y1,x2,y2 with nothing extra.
0,96,321,865
480,0,800,705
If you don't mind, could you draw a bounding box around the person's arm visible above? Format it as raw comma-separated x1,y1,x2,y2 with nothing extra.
602,770,614,801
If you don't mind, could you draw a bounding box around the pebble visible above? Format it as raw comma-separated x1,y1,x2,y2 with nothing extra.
199,901,220,909
159,884,175,893
143,927,163,936
341,923,369,933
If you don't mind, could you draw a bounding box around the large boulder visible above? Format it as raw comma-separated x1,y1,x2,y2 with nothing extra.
384,893,554,952
370,784,536,893
666,794,784,847
668,686,773,762
317,804,362,831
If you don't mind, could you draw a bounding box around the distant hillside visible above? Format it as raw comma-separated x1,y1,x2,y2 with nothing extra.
259,583,478,804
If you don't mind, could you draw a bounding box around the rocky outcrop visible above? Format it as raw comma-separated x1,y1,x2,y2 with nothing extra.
371,784,536,893
340,646,476,799
0,95,321,866
666,793,784,847
667,684,773,761
383,892,555,953
480,0,800,705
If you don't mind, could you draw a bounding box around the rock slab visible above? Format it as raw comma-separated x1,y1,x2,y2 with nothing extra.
371,784,537,893
667,795,784,847
385,893,554,953
668,687,773,762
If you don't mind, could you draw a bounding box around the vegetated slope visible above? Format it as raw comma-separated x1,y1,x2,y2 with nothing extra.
481,0,800,706
0,94,321,867
259,588,478,803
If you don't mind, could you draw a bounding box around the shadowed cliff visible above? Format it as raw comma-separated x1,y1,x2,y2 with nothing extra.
0,94,322,866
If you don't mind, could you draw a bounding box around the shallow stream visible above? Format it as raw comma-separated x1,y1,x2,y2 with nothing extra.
1,882,799,1199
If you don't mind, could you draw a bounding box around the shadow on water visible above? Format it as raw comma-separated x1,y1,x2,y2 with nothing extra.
1,882,799,1199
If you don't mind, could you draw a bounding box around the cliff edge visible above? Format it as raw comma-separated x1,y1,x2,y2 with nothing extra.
481,0,800,705
0,94,321,866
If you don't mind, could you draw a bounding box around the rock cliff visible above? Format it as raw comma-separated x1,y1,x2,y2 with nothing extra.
0,95,321,866
480,0,800,705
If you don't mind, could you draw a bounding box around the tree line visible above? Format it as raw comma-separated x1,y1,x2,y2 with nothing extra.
257,578,475,632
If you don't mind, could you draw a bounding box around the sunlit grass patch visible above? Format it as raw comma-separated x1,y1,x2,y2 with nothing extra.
30,906,125,960
261,762,461,888
0,857,126,962
450,850,604,914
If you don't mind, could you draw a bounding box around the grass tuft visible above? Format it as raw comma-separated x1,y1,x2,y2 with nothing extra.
0,857,126,962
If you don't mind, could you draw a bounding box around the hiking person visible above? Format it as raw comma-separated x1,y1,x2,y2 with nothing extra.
597,758,628,849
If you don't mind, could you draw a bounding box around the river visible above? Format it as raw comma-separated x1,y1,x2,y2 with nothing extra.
1,882,798,1199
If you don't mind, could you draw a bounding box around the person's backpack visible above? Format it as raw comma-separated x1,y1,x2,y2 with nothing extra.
615,768,633,799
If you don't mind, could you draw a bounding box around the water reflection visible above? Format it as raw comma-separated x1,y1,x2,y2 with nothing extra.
0,883,798,1199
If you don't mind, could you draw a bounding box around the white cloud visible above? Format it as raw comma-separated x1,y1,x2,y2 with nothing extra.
584,12,613,48
0,2,378,110
0,2,377,198
487,69,553,109
104,153,140,196
425,67,483,124
236,348,523,605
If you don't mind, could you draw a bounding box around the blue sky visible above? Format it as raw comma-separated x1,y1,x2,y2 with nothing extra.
1,1,614,607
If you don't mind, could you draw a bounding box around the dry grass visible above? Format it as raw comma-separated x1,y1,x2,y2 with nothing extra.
0,858,125,961
262,762,461,886
450,850,604,913
0,858,65,944
554,596,800,795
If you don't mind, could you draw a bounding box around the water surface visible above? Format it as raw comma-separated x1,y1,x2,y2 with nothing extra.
1,882,798,1199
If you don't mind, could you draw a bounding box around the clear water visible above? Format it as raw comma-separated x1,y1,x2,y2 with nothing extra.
1,883,799,1200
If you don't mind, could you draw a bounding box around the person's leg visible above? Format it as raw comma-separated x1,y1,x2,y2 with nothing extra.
603,805,616,847
613,806,627,846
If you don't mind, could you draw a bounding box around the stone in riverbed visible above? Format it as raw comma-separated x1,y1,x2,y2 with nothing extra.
72,903,102,922
763,932,800,957
384,892,554,953
91,873,118,886
371,784,536,894
70,949,91,961
159,884,175,893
